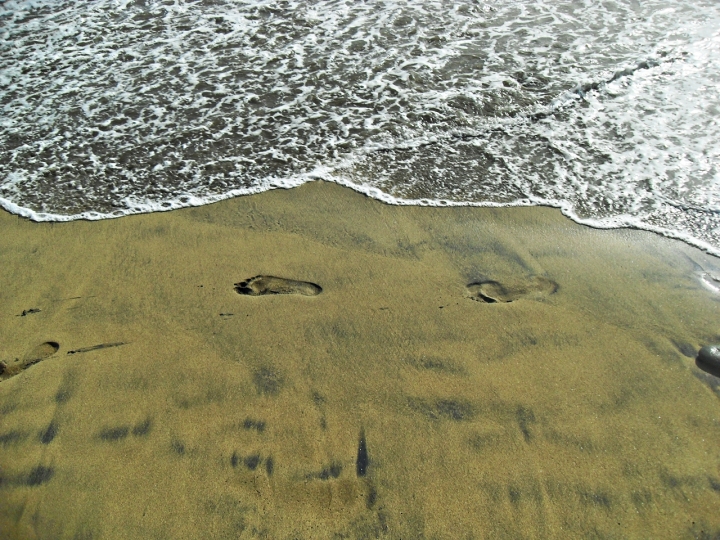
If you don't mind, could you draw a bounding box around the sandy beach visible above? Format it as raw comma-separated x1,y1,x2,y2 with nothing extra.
1,181,720,539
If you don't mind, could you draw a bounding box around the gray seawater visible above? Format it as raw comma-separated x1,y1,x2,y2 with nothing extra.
1,0,719,254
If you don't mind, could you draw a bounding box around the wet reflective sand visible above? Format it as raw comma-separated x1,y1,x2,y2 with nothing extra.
1,182,719,539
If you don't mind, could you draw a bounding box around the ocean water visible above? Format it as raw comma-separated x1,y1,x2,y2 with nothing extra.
1,0,719,254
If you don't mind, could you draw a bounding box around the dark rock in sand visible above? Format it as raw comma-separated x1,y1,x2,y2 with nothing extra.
697,345,720,378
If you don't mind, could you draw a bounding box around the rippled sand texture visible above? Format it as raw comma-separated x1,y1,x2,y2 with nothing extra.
1,182,720,539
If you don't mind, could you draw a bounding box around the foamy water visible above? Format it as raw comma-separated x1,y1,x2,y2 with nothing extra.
1,0,719,254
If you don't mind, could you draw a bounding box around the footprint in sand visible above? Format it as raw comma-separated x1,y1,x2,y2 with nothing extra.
466,276,558,303
0,341,60,381
235,275,322,296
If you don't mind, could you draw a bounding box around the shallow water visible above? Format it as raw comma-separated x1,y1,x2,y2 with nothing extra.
0,0,719,254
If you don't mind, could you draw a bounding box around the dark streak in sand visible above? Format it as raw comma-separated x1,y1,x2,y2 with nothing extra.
671,340,696,358
244,454,261,470
40,421,58,444
253,367,283,396
708,476,720,493
99,426,129,441
316,462,342,480
356,429,369,477
230,452,273,476
67,342,126,355
132,418,152,437
412,356,465,375
171,439,186,455
578,488,612,509
242,418,266,433
55,386,72,404
25,466,54,486
366,486,378,509
516,406,537,442
0,430,25,445
408,397,477,422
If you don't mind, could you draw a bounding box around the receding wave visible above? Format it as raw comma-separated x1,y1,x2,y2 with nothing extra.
1,0,719,254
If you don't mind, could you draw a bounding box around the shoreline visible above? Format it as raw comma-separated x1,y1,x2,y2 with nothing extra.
2,177,719,260
1,181,720,539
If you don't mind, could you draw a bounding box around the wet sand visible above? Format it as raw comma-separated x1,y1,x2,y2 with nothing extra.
1,181,720,539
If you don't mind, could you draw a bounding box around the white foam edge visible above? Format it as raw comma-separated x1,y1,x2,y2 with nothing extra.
699,272,720,294
2,169,719,260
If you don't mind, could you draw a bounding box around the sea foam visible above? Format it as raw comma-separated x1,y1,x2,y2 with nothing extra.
1,0,719,254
